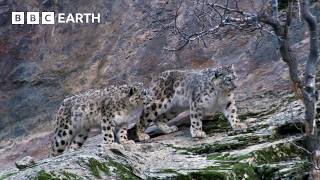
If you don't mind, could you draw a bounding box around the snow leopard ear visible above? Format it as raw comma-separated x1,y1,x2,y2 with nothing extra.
225,64,233,71
129,82,144,96
229,64,236,71
129,87,137,96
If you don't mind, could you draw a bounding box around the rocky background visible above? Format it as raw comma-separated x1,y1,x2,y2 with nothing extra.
0,0,319,179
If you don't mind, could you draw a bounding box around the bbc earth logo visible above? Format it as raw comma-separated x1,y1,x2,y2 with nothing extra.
12,12,101,24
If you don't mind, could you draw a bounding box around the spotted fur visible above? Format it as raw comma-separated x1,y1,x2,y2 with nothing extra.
50,83,148,156
136,65,247,141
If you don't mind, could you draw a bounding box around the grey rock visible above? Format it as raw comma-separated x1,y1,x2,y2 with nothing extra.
0,0,7,6
15,156,36,170
0,98,309,179
0,6,9,26
42,0,53,7
0,0,312,139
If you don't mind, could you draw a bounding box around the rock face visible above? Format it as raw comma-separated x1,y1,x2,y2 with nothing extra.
15,156,35,170
0,95,309,179
0,0,300,139
0,0,319,179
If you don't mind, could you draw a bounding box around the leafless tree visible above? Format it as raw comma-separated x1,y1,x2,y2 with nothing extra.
160,0,319,177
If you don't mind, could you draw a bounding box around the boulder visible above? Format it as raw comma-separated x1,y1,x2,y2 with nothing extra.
15,156,36,170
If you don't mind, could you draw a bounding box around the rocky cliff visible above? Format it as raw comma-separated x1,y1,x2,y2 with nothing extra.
0,0,296,139
0,0,319,179
0,95,309,179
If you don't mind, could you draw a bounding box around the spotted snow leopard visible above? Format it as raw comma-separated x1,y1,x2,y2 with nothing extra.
135,65,247,141
50,83,149,156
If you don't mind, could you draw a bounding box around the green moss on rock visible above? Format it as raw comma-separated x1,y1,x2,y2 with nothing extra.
86,158,110,178
232,163,258,179
62,171,83,180
185,135,261,155
161,169,178,174
36,170,59,180
36,169,85,180
204,141,308,179
160,168,228,180
108,159,140,180
169,161,305,180
0,172,18,180
190,142,247,154
253,143,305,164
202,113,231,134
159,163,260,179
176,171,228,180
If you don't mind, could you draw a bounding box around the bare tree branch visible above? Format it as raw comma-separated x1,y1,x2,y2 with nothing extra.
272,0,279,19
301,0,319,136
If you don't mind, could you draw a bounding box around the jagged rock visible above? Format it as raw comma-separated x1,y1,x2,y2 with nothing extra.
15,156,36,170
1,0,314,139
0,98,309,179
0,0,7,6
42,0,53,7
0,5,9,26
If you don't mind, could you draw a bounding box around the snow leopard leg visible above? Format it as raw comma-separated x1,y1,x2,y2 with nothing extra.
223,92,247,131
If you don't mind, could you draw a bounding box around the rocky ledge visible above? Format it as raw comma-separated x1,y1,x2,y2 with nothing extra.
0,93,309,179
